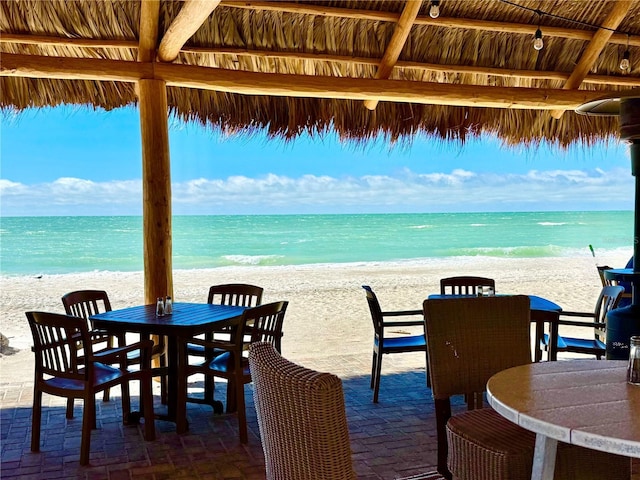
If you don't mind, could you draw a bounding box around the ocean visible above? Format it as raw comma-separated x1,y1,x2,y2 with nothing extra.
0,211,633,276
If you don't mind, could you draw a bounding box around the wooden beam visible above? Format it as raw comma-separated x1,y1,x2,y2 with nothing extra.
219,1,640,47
0,53,628,111
182,46,640,87
159,62,620,110
3,9,640,50
3,33,639,86
550,0,633,119
138,79,173,305
157,0,221,62
0,32,138,49
363,0,422,111
138,0,161,63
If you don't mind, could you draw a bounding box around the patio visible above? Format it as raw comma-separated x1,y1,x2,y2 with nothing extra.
1,349,445,480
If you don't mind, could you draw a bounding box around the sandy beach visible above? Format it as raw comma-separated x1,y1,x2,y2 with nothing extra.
0,253,630,373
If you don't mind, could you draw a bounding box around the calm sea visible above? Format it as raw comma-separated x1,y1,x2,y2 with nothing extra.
0,212,633,276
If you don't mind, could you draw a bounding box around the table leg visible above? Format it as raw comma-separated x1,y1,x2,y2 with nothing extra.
175,337,189,434
549,316,559,361
531,434,557,480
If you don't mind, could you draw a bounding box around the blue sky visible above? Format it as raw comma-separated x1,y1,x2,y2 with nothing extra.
0,105,634,216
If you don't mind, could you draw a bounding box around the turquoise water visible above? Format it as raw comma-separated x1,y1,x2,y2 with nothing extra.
0,212,633,275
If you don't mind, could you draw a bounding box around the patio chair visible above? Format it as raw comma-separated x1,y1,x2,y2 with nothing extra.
540,285,625,359
362,285,428,403
186,283,264,407
423,295,630,480
439,276,495,295
62,289,168,405
184,301,288,443
248,341,356,480
26,311,155,466
597,264,632,306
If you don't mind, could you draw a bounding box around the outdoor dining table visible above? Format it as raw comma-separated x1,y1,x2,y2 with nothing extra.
427,294,562,361
487,360,640,480
90,302,246,433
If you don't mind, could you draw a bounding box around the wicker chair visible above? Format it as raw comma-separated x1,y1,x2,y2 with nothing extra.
26,311,155,466
439,276,495,295
185,301,287,443
248,341,356,480
362,285,427,403
423,295,630,480
186,283,264,407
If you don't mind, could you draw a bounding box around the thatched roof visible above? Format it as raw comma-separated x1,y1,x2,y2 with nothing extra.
1,0,640,146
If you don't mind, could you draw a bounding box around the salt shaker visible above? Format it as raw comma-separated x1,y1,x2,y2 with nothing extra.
627,336,640,385
164,296,173,315
156,297,165,317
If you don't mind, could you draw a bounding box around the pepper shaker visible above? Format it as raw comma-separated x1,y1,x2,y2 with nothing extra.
164,296,173,315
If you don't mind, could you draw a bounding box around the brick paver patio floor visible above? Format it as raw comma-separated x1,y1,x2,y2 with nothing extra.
1,350,443,479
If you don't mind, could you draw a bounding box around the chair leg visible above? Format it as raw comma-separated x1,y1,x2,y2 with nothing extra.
434,398,452,480
226,379,237,413
80,393,95,466
204,374,215,404
31,389,42,453
370,351,377,389
236,379,247,443
373,351,383,403
425,352,431,388
66,398,75,419
140,373,156,441
120,379,131,424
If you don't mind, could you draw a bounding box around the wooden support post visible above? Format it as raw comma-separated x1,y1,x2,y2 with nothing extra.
138,79,173,304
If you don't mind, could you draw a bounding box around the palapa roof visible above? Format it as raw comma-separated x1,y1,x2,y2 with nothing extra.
1,0,640,147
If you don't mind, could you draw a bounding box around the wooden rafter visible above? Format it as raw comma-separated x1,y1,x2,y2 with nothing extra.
3,34,638,87
0,53,625,111
219,1,639,47
363,0,422,111
550,0,633,119
157,0,221,62
3,5,640,50
138,0,161,63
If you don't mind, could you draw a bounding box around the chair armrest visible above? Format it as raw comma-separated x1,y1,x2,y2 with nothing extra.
185,336,235,352
382,320,424,328
91,339,154,363
560,310,595,318
556,319,606,329
382,310,423,317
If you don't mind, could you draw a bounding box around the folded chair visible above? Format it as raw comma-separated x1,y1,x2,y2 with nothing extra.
423,296,630,480
362,285,428,403
184,301,287,443
248,341,356,480
26,311,155,466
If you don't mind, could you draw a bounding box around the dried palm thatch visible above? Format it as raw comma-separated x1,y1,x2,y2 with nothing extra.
1,0,639,147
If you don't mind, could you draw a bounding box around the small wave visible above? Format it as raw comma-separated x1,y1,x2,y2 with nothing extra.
537,222,567,226
409,225,433,229
221,254,285,266
470,223,487,227
453,245,566,258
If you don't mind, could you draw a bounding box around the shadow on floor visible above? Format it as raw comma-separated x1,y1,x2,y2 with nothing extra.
1,366,448,480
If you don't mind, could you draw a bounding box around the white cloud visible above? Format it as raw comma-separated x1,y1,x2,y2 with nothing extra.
0,168,633,216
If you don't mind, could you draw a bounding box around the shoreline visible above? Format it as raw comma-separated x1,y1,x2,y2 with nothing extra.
1,253,630,362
